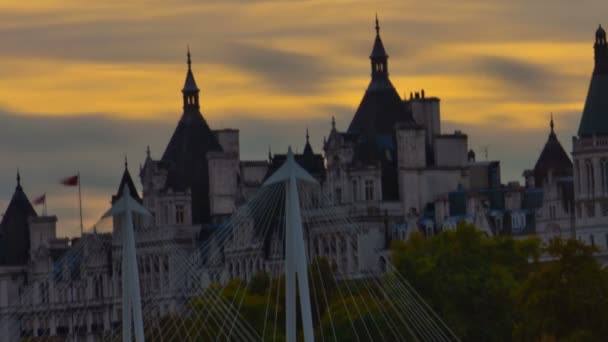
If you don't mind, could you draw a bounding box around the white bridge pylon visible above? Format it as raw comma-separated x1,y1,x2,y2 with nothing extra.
264,147,318,342
102,187,151,342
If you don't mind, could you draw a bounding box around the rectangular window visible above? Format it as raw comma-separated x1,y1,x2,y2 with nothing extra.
162,205,169,225
602,202,608,217
365,180,374,201
334,188,342,205
586,203,596,218
175,204,184,224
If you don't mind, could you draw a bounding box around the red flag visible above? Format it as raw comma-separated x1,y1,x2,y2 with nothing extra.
61,174,79,186
33,193,46,205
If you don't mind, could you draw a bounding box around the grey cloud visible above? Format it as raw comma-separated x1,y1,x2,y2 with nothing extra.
221,43,332,93
0,104,583,235
473,56,584,101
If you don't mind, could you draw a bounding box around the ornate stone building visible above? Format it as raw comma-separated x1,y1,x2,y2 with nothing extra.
3,19,608,341
523,117,574,243
572,25,608,248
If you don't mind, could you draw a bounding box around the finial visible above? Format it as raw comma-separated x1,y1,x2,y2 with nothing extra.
268,145,272,160
306,127,310,143
187,45,192,71
16,168,20,186
124,155,128,169
550,113,555,133
331,116,336,130
375,13,380,35
146,145,151,158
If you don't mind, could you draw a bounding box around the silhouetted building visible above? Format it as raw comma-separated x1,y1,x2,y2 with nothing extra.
140,50,267,228
572,25,608,248
521,117,574,241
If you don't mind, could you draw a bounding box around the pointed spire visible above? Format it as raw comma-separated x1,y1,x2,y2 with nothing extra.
182,47,200,110
187,45,192,71
331,116,336,131
124,155,128,169
268,145,272,161
597,24,606,43
550,113,555,133
146,145,151,159
16,168,21,187
370,14,388,81
303,127,313,157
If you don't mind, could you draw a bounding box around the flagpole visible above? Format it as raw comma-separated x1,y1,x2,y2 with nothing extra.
78,171,83,235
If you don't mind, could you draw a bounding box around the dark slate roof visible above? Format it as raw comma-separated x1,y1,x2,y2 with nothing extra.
0,174,37,265
112,162,142,204
348,84,415,137
161,62,223,224
533,120,572,186
578,25,608,136
370,32,387,59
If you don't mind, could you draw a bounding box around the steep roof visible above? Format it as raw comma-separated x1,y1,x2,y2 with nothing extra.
534,118,572,186
578,25,608,136
0,173,37,265
161,53,222,224
348,84,414,136
112,160,142,204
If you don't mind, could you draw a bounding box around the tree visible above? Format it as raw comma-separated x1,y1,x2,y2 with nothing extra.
515,238,608,341
391,223,541,341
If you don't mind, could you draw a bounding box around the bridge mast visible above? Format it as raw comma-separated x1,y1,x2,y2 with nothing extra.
264,147,316,342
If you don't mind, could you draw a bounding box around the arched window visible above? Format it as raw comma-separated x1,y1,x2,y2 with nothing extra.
586,159,595,196
576,160,581,194
601,159,608,194
333,156,341,178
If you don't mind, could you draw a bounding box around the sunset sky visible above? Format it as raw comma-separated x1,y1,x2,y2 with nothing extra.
1,0,606,237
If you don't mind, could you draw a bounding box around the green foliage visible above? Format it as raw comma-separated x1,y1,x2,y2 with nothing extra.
515,238,608,341
143,225,608,341
392,223,536,341
392,224,608,341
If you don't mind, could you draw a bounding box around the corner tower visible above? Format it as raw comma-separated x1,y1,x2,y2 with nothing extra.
572,25,608,248
159,50,223,224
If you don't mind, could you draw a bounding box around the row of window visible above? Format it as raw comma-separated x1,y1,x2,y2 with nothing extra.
576,158,608,196
334,179,375,204
576,202,608,219
578,233,608,248
158,203,185,225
